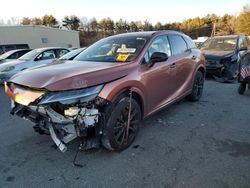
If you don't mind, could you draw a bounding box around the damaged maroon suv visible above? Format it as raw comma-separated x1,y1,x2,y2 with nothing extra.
5,31,205,152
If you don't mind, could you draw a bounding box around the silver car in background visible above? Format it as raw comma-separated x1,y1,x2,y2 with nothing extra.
0,47,69,84
0,49,31,64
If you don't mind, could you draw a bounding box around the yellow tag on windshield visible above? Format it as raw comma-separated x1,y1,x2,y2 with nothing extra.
116,54,129,62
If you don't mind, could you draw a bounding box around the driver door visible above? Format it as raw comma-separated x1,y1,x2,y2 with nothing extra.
140,35,177,113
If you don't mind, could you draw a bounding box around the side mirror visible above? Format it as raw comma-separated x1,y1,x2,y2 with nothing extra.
148,52,168,67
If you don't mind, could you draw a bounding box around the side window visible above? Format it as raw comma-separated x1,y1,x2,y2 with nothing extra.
168,35,188,56
8,52,19,59
56,49,69,58
143,35,171,64
238,37,248,48
17,51,29,58
5,45,16,52
37,50,55,61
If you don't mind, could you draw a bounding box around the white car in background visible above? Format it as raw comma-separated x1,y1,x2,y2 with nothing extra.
0,47,69,84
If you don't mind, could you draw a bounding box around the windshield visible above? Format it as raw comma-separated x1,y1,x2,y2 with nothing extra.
19,49,41,60
59,48,85,60
201,37,237,51
74,36,148,63
0,51,14,60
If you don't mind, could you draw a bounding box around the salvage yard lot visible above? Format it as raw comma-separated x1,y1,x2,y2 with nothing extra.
0,80,250,188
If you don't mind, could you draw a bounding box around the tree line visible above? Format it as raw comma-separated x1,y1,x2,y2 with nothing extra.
1,5,249,47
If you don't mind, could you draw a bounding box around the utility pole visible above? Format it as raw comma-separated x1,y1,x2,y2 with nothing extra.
211,23,216,37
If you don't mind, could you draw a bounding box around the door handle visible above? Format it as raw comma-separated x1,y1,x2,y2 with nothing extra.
170,63,176,68
192,55,197,60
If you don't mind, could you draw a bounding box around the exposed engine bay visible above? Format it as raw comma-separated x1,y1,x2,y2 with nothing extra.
5,82,109,152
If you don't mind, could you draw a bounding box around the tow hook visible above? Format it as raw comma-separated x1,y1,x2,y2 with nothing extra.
49,124,67,152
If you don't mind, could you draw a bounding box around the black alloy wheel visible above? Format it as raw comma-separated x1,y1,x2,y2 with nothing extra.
102,96,141,151
188,71,204,101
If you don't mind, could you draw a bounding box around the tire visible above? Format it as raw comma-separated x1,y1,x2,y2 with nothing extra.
102,96,141,151
188,71,204,102
238,83,246,95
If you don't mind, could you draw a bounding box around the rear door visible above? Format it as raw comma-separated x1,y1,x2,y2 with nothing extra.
168,34,196,94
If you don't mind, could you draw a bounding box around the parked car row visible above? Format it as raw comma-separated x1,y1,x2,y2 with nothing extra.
4,30,206,152
0,49,31,63
0,47,71,84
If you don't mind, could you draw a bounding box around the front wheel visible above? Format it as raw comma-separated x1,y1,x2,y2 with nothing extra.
188,71,204,102
102,96,141,151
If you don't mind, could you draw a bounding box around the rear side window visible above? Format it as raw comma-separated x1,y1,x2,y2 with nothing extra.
56,49,69,58
17,50,30,58
8,52,19,59
168,35,188,56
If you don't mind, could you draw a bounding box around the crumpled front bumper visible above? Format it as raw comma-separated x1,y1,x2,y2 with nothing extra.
5,82,104,152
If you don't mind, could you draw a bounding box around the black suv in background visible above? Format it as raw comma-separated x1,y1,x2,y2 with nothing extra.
200,35,250,81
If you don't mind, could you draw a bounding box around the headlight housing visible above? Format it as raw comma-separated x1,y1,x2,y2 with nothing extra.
1,66,15,72
38,84,104,105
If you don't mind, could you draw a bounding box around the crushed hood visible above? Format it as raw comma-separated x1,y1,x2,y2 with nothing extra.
10,60,133,91
203,50,235,60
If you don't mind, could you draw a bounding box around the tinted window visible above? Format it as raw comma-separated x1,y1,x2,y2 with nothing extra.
0,47,4,55
16,44,29,49
5,45,16,52
168,35,188,55
8,52,19,59
17,50,30,58
143,35,171,64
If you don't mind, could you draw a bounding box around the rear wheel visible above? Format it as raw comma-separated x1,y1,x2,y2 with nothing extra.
238,83,246,95
188,71,204,101
102,96,141,151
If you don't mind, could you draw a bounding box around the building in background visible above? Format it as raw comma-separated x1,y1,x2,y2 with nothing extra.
0,25,79,54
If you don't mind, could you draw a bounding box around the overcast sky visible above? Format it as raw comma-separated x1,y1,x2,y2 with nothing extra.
1,0,249,24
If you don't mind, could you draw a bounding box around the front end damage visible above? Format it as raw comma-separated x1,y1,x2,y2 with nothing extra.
5,82,109,152
205,53,238,82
